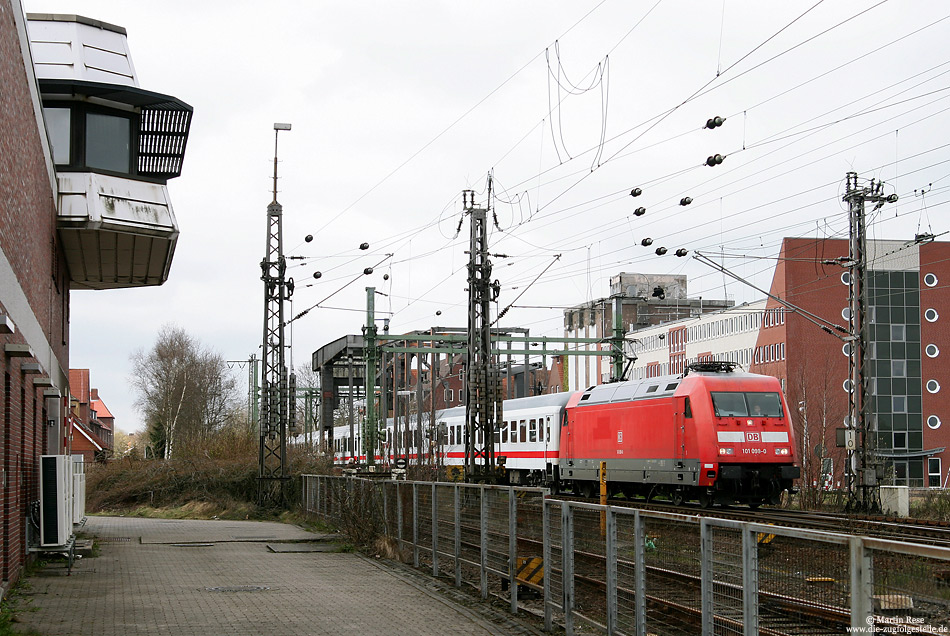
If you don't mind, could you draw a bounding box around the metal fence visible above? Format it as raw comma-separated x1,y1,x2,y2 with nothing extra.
301,475,950,635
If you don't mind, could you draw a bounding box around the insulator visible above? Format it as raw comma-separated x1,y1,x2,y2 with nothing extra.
886,193,899,203
630,187,642,197
383,273,390,280
680,197,692,206
705,154,724,167
360,242,370,250
675,248,689,257
634,206,646,216
705,116,725,129
436,310,442,316
655,247,668,256
641,238,653,247
313,271,322,279
305,234,313,243
363,267,374,275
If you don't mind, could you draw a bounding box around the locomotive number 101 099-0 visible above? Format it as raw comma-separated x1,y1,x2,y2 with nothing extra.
742,448,767,455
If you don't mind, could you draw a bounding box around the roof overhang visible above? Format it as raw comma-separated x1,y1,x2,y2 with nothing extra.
876,447,946,459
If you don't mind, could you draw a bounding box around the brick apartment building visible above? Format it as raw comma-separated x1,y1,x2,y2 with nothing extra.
1,3,190,593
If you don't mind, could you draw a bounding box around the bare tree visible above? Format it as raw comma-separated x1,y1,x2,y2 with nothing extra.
130,325,241,459
788,345,848,509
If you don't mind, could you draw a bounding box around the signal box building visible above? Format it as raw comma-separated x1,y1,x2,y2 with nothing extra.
1,3,190,593
622,237,950,490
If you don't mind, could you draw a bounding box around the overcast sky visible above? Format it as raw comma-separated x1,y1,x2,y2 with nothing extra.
24,1,950,432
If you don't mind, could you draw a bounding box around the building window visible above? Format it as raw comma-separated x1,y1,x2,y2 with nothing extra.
893,431,907,449
891,360,906,377
926,379,940,394
927,415,941,430
841,307,852,321
924,272,938,287
842,343,851,357
925,308,939,323
841,271,851,285
926,344,939,358
44,107,72,164
843,379,853,393
444,388,454,403
891,324,906,342
892,395,907,413
929,458,942,488
85,112,132,173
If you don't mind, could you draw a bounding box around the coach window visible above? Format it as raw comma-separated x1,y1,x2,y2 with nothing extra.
520,420,527,443
510,420,517,442
501,421,508,444
545,416,551,442
529,419,538,443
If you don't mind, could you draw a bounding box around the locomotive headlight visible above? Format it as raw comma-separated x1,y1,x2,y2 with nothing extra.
719,447,734,456
775,448,790,455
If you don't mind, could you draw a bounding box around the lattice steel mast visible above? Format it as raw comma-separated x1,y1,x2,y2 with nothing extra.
259,123,295,505
463,187,503,481
844,171,897,513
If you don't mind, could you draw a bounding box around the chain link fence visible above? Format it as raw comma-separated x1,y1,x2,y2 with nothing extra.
302,475,950,635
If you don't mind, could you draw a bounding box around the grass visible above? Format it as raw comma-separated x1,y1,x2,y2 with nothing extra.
0,578,42,636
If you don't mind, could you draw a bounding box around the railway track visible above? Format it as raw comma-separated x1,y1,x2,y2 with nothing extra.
545,495,950,547
407,503,950,636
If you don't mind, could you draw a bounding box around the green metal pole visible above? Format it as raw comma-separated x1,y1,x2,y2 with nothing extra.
612,295,624,382
364,287,378,466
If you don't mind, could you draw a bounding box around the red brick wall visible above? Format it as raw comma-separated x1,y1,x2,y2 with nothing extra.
919,242,950,484
0,2,70,359
0,0,70,592
773,238,852,487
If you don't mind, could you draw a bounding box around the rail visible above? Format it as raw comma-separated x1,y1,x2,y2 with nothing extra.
301,475,950,635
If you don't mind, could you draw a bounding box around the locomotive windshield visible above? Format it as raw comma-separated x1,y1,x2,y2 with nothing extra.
711,392,784,417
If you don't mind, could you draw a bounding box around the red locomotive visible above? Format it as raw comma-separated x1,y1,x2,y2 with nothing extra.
556,361,800,506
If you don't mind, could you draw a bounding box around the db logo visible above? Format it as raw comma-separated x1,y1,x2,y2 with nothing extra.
746,432,761,442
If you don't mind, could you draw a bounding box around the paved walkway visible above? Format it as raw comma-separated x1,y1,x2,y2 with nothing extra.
14,516,543,636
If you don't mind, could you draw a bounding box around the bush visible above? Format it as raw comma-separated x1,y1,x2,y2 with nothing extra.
86,455,260,519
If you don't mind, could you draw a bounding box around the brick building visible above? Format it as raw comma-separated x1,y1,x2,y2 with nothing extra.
620,236,950,490
1,0,70,595
68,369,114,461
1,3,190,594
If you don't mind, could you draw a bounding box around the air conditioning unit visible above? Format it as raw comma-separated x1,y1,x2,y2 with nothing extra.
40,455,71,546
71,454,86,524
